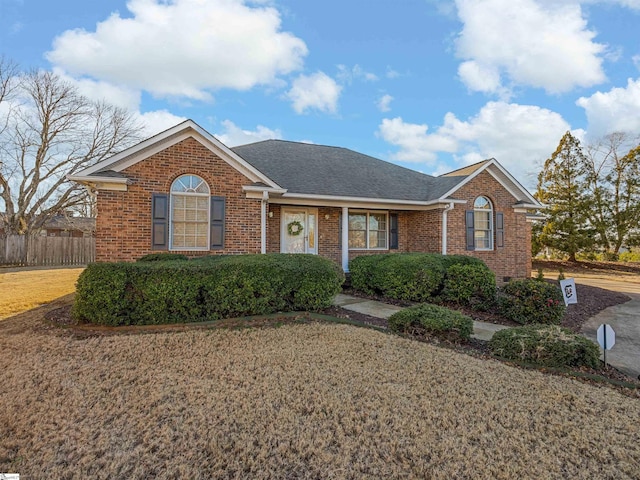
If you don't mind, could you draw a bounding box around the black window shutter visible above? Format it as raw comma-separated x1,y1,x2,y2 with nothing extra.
151,193,169,250
210,196,225,250
389,213,398,249
465,210,475,251
496,212,504,248
338,212,342,248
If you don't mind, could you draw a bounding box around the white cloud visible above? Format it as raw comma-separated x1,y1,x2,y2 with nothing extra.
53,69,186,137
138,110,188,137
54,68,141,111
46,0,307,99
455,0,606,95
214,119,282,146
576,78,640,137
386,67,400,79
377,117,458,163
376,94,393,112
336,64,378,84
379,102,571,187
286,71,342,114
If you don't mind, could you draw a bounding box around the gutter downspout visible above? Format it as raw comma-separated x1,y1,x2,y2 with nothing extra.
441,202,454,255
261,191,268,254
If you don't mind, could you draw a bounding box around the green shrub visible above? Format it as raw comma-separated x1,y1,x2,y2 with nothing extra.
350,253,446,301
388,303,473,341
137,253,189,262
370,254,445,302
619,252,640,263
348,255,383,295
73,254,344,326
489,324,600,369
441,263,496,308
497,279,565,325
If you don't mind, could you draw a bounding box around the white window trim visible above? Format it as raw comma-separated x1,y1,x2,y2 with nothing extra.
169,175,210,251
348,210,389,250
474,196,493,251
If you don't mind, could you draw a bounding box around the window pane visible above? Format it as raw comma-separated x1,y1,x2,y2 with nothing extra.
474,211,490,230
369,230,387,249
369,213,386,231
349,231,366,248
349,214,366,231
475,231,490,249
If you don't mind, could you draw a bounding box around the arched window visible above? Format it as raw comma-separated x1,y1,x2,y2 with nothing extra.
473,196,493,250
170,175,210,250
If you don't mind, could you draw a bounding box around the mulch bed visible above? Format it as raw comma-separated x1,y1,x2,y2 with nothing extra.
533,259,640,275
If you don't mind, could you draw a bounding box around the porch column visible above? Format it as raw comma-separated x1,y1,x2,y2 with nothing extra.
441,202,454,255
260,191,268,254
341,207,349,272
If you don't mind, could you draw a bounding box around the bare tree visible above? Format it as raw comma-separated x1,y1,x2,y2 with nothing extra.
583,132,640,255
0,65,142,235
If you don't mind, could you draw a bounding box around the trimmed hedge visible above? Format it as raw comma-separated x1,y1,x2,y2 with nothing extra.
489,325,600,369
137,253,189,262
350,253,495,306
73,254,344,326
388,303,473,341
498,279,565,324
441,263,496,308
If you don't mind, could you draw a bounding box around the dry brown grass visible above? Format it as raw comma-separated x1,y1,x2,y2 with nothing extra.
0,268,83,320
1,304,640,479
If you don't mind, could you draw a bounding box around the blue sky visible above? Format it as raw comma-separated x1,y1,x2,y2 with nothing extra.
1,0,639,189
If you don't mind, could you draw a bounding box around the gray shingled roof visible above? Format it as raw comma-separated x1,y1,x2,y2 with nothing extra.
232,140,465,202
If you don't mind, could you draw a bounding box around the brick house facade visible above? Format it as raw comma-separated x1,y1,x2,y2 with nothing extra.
71,120,540,281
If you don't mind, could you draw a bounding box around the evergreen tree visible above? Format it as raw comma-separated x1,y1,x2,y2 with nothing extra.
536,132,595,261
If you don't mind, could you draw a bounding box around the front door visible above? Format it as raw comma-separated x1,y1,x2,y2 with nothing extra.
281,208,317,254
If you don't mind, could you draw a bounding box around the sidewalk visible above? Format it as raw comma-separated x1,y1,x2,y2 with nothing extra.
333,294,507,341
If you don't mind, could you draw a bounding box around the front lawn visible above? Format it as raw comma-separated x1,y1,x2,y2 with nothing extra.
1,305,639,478
0,267,84,320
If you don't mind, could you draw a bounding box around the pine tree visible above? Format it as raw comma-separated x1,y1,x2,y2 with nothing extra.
536,132,595,262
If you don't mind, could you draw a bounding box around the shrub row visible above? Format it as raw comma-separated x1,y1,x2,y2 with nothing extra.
489,324,600,369
388,303,473,342
349,253,495,305
73,254,344,326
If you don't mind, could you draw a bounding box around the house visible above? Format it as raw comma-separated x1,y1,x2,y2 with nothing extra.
0,215,95,237
68,120,541,281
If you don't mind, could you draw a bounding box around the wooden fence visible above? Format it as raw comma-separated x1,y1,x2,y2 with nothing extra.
0,235,95,266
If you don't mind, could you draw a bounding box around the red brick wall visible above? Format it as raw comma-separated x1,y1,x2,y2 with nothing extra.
445,171,532,280
95,137,261,262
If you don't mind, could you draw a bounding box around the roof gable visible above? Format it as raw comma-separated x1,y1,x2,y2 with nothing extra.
439,158,539,205
69,120,280,189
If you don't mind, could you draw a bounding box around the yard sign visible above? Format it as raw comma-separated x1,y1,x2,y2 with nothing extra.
559,278,578,306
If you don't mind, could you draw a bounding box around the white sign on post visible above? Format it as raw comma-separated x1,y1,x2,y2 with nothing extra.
597,324,616,350
559,278,578,306
597,323,615,368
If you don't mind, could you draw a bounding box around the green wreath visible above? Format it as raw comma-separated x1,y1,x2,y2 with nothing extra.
287,220,304,236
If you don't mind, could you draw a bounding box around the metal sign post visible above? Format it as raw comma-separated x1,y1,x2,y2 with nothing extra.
597,324,616,368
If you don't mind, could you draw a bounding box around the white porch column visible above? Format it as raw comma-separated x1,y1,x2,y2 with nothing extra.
260,191,268,254
441,202,454,255
341,207,349,272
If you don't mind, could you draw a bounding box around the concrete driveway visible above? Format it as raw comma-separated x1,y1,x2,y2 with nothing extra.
577,275,640,379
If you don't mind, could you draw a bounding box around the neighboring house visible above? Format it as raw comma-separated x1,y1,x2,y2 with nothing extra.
0,215,95,237
39,215,96,237
68,120,541,280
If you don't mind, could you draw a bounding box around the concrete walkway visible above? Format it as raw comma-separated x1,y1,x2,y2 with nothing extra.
333,294,507,341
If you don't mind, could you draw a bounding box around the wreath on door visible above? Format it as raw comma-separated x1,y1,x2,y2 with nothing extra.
287,220,304,236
